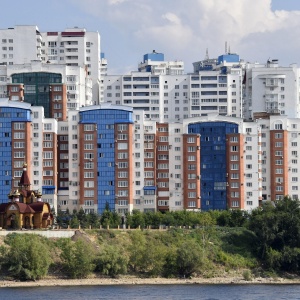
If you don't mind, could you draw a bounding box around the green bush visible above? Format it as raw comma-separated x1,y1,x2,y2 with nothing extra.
95,244,128,277
59,238,95,278
127,231,146,272
242,269,252,281
176,240,204,277
3,234,52,281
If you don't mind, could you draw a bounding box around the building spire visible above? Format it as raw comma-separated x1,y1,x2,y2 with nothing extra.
19,162,31,190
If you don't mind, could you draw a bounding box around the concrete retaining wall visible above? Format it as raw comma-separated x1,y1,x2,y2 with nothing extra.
0,230,76,238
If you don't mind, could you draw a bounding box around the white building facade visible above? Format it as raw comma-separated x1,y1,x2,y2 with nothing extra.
244,59,300,120
0,25,100,103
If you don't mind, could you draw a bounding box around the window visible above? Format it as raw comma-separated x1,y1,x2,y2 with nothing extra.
44,123,52,131
43,151,53,159
84,172,94,178
118,162,128,168
159,136,168,142
188,183,196,189
231,173,239,179
231,192,239,198
188,201,196,207
14,132,25,139
118,171,128,178
84,134,93,140
118,143,128,150
84,190,94,197
231,182,239,188
118,181,128,187
14,122,25,130
231,201,239,207
231,164,239,170
118,152,128,159
231,155,238,161
117,190,128,197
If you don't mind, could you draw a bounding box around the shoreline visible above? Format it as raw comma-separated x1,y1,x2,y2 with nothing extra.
2,275,300,288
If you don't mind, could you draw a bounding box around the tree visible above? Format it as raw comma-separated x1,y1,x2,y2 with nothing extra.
100,202,121,228
87,211,100,228
176,240,204,277
59,238,95,278
127,231,147,272
69,214,80,229
3,234,52,281
95,244,128,277
77,208,88,228
130,210,145,228
248,197,300,272
142,238,168,276
56,209,71,227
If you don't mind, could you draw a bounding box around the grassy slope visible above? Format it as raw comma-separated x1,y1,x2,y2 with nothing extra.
0,227,261,280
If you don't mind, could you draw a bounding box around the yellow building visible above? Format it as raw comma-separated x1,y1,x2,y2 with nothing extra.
0,163,53,229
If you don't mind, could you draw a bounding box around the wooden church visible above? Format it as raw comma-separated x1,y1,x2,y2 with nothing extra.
0,163,53,229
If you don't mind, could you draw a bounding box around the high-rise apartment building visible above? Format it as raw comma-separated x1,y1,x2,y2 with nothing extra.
0,61,93,118
102,52,244,123
244,59,300,120
0,25,42,64
138,50,184,75
1,24,300,215
0,25,100,103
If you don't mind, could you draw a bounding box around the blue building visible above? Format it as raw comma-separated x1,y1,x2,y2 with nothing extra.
79,104,134,214
188,121,239,211
0,100,32,203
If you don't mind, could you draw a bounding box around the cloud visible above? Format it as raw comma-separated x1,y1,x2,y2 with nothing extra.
70,0,300,72
162,12,181,25
108,0,127,5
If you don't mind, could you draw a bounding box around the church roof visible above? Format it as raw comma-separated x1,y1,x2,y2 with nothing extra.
20,189,33,198
29,202,47,212
19,169,31,187
17,202,35,213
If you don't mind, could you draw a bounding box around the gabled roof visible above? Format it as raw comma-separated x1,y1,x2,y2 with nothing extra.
28,202,45,212
15,202,35,214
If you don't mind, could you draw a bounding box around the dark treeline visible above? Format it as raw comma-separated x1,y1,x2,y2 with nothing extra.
56,202,248,230
1,196,300,281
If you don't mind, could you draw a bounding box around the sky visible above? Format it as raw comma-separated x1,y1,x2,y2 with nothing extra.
1,0,300,74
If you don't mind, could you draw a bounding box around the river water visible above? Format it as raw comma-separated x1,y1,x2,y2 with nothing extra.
0,284,300,299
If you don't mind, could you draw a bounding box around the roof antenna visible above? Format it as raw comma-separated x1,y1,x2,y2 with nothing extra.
225,41,228,54
205,48,209,60
228,44,231,54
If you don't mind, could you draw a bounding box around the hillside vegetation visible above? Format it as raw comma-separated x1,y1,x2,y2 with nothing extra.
0,196,300,281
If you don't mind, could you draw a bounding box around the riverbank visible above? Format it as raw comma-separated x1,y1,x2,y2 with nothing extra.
1,275,300,288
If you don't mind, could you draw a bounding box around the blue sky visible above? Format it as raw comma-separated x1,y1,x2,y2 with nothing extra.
1,0,300,74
